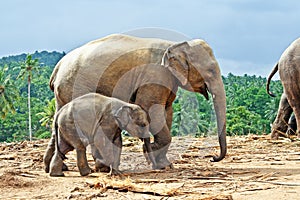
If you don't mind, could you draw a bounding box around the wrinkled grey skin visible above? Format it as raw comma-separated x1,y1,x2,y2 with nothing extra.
287,114,297,136
266,38,300,139
47,93,156,177
48,34,227,169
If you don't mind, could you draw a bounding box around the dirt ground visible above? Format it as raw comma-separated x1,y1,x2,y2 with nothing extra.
1,134,300,200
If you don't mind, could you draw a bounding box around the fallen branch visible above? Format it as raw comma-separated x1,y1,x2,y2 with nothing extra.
104,183,184,196
238,186,273,193
133,178,179,183
121,169,164,176
255,180,300,187
91,178,185,197
20,173,36,178
187,176,235,181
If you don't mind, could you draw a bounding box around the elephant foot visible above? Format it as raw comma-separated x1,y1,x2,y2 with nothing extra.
62,163,69,171
108,167,123,176
48,162,67,172
153,158,173,170
95,159,110,173
142,143,173,170
43,154,53,173
49,163,65,177
49,152,65,176
50,171,65,177
44,166,50,173
270,130,287,140
153,162,174,170
79,167,92,176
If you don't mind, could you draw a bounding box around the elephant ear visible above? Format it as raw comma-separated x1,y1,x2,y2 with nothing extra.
113,106,133,128
162,42,191,86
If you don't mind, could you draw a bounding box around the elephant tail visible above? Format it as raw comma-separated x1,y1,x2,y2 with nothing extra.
49,69,57,91
266,62,278,97
53,114,67,160
49,61,62,91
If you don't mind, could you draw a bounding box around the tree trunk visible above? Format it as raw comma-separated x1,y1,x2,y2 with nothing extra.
28,76,32,141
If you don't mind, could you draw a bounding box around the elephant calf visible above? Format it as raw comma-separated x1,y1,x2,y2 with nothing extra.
46,93,156,177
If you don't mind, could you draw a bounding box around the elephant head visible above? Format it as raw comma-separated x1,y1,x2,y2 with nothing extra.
162,40,227,162
113,105,157,168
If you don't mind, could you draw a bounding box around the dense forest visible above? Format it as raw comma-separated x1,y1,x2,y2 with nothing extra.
0,51,283,142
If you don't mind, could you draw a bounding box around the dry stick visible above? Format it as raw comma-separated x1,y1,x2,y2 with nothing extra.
283,116,298,136
20,173,36,178
188,175,300,187
274,118,291,138
134,178,179,183
255,180,300,187
102,181,185,196
273,128,288,138
187,176,236,181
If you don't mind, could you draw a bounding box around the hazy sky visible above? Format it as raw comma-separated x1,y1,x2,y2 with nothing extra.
1,0,300,77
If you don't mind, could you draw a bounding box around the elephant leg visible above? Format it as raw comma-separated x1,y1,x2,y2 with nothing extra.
43,132,55,173
76,146,91,176
271,93,293,139
294,116,300,138
44,105,62,172
93,127,117,173
61,127,91,176
91,143,113,172
44,106,69,173
112,129,122,171
70,140,91,176
90,144,103,172
150,125,172,169
284,94,300,138
151,104,174,169
287,114,297,136
105,130,123,175
135,86,173,169
147,104,172,169
44,131,71,173
49,135,73,176
49,150,65,177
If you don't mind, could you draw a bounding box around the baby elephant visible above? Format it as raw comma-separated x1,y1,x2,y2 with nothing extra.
47,93,156,176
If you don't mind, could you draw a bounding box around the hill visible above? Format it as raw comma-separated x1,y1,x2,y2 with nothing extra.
0,51,65,68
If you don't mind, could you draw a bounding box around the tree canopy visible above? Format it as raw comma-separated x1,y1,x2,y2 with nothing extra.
0,51,283,142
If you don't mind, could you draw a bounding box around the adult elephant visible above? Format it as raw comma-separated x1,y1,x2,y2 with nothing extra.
46,34,227,170
266,38,300,139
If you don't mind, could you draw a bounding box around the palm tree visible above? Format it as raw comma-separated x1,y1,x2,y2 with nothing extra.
36,98,56,129
16,54,40,141
0,66,19,118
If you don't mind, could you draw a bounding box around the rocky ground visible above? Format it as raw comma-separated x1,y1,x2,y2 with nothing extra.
1,134,300,199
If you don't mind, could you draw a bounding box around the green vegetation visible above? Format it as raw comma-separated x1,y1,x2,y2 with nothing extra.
0,51,63,142
0,51,283,142
16,54,43,141
0,66,19,118
171,73,282,137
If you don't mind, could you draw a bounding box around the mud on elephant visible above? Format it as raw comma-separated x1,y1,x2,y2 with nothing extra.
45,93,156,176
48,34,227,170
266,38,300,139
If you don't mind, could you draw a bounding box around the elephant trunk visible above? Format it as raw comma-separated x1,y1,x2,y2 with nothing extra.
206,76,227,162
143,137,157,169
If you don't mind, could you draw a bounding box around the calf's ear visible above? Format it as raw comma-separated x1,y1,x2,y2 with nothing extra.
113,106,133,128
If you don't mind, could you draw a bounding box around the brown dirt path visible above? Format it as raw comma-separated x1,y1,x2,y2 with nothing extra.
1,135,300,199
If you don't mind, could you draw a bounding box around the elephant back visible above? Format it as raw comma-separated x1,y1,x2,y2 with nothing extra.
50,34,174,107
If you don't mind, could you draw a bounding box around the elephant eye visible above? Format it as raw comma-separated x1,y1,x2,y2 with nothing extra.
138,122,147,127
